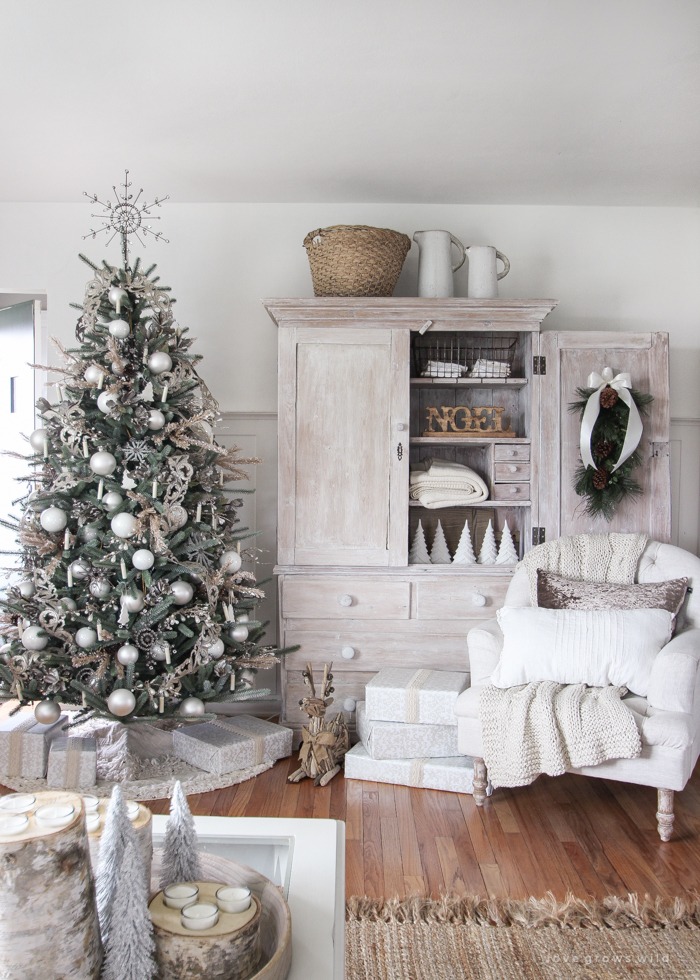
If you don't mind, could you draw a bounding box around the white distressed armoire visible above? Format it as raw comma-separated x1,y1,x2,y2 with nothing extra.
264,299,670,736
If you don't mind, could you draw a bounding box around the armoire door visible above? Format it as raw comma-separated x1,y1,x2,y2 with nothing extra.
538,331,670,542
277,325,410,566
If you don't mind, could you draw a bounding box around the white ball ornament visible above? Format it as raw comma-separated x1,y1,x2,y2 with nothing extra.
102,491,123,511
18,580,36,599
132,549,155,570
109,319,130,339
34,699,61,725
111,361,126,376
89,578,111,599
80,526,100,543
97,391,119,414
75,627,97,648
147,409,165,431
40,507,68,533
121,590,144,613
21,625,48,651
219,550,242,574
107,688,136,717
152,641,170,661
90,451,117,476
239,668,256,688
84,365,103,385
108,286,128,311
178,697,205,717
116,643,139,665
111,512,138,539
70,559,91,580
60,596,77,611
29,428,50,452
170,581,194,605
147,351,172,375
229,624,249,643
236,612,250,623
204,638,225,659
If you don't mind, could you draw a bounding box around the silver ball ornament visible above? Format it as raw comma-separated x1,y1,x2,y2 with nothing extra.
107,688,136,717
116,643,139,665
70,559,91,580
178,696,205,717
204,638,225,659
90,451,117,476
29,428,50,452
34,700,61,725
107,286,128,310
147,351,172,375
103,491,123,511
84,365,103,385
109,319,130,339
60,596,77,611
111,360,126,376
147,409,165,431
80,526,100,543
219,550,242,574
40,507,68,533
236,612,250,623
132,549,155,570
111,512,138,539
97,390,119,414
229,624,249,643
152,641,170,661
18,579,36,599
21,625,48,651
121,590,144,613
170,581,194,605
89,578,111,599
239,668,256,688
75,627,97,648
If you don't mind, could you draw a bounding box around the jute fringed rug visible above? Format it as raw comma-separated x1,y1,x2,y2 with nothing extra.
346,895,700,980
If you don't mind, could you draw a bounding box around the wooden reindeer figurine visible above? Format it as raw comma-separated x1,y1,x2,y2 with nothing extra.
288,662,349,786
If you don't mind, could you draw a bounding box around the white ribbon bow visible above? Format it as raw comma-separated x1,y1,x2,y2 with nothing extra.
579,366,644,472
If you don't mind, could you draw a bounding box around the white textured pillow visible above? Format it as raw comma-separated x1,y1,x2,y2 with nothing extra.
492,607,674,696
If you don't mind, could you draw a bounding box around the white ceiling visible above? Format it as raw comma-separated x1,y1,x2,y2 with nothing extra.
1,0,699,205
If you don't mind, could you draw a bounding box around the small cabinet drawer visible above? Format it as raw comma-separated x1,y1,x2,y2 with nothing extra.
494,444,530,462
494,462,531,482
281,577,410,620
283,630,470,672
415,577,511,620
493,482,530,501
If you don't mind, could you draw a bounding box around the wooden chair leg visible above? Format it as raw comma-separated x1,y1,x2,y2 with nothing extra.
656,788,675,841
473,758,488,807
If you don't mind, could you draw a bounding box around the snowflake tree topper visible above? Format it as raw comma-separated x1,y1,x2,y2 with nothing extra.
83,169,169,267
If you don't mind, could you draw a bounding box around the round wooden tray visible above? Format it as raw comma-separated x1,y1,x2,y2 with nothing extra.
151,849,292,980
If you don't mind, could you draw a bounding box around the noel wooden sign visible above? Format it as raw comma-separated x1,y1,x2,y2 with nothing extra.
423,405,516,437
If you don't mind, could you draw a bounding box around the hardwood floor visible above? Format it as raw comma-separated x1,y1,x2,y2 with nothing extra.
143,755,700,901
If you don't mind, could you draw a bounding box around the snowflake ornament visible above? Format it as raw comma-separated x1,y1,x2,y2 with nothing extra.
123,439,152,464
83,170,169,267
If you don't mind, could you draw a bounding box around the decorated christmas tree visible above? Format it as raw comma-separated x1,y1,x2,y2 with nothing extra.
452,518,476,565
477,519,498,565
0,174,292,724
408,520,430,564
429,521,452,564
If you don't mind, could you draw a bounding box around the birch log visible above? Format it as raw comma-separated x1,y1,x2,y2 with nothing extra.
0,790,102,980
88,798,152,883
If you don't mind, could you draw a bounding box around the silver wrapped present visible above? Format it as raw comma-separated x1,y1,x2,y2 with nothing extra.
46,736,97,790
356,700,459,760
172,715,293,775
365,668,469,726
344,742,490,795
0,712,69,778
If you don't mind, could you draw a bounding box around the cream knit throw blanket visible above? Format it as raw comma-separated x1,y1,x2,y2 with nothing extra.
410,458,489,509
520,532,648,606
479,681,642,788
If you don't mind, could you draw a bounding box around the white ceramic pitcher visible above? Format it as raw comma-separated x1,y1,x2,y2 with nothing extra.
465,246,510,298
413,230,466,297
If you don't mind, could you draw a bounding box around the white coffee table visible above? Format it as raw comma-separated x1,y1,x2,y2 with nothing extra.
152,815,345,980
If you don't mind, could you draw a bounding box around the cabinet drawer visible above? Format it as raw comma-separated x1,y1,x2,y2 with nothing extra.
494,444,530,462
284,670,376,726
494,462,531,482
281,577,410,620
284,630,470,672
493,482,530,501
415,578,511,620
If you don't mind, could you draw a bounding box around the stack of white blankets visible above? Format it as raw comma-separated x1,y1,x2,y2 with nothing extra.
410,458,489,509
344,668,488,794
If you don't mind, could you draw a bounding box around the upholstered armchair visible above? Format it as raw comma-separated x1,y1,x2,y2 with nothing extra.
454,539,700,841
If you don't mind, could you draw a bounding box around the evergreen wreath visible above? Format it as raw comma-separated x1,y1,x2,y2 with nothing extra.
569,384,653,520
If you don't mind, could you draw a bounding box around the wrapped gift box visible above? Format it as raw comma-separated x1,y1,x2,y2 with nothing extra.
344,742,490,795
365,668,469,726
356,700,459,760
46,736,97,790
0,711,69,779
173,715,293,775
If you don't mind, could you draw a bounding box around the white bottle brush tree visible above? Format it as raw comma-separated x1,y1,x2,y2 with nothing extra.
96,785,141,941
101,836,157,980
0,174,297,723
159,779,204,889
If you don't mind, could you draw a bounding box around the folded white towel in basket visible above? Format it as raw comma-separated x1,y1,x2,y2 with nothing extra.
421,360,467,378
470,358,511,378
410,458,489,509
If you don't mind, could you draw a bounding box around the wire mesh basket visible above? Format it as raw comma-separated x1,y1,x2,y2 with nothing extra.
411,333,517,379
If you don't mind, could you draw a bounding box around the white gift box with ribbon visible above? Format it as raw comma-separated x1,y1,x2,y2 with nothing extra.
0,712,69,779
46,736,97,789
356,701,459,760
172,715,293,775
365,668,469,727
344,742,491,795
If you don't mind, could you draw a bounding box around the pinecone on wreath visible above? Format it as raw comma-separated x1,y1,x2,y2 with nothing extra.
599,385,619,409
595,439,613,459
592,468,609,489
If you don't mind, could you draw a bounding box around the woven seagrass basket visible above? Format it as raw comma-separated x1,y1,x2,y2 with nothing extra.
303,225,412,297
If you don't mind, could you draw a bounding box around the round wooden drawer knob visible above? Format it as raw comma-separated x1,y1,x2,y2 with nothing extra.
508,464,518,472
510,486,520,494
508,449,517,457
343,698,357,712
472,593,487,607
396,422,406,431
338,594,354,607
341,646,356,659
